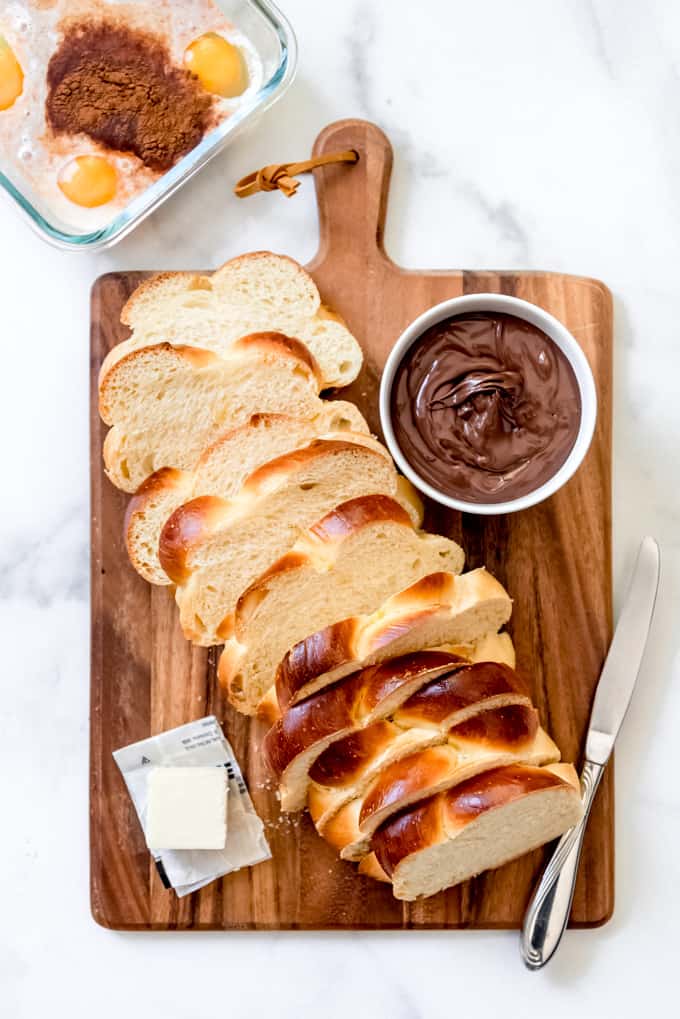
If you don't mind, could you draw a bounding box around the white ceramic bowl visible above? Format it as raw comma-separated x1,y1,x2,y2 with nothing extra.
379,293,597,515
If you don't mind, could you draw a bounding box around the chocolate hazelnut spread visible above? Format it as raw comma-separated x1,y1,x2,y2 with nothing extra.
390,312,581,504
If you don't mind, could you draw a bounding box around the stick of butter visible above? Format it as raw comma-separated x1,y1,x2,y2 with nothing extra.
146,766,228,850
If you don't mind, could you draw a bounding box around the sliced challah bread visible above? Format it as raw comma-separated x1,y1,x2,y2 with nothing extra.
218,494,465,711
371,763,583,901
307,721,444,829
100,252,363,389
100,333,338,492
275,569,513,710
126,405,370,585
265,651,465,812
159,439,423,648
255,630,516,726
266,657,530,812
307,687,540,832
317,708,561,861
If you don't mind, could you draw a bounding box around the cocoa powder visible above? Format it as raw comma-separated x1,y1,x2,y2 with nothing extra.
46,21,215,172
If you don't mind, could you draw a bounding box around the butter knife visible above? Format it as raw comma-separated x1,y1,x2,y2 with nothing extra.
520,535,660,970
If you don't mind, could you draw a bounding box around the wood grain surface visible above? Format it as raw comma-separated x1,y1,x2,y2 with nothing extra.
90,119,613,930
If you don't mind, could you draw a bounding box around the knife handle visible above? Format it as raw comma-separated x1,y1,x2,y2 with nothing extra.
520,759,605,969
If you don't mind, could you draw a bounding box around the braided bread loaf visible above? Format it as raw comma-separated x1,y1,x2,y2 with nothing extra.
101,252,363,389
315,707,560,861
218,495,465,713
307,691,544,833
371,763,582,900
158,439,423,647
100,333,333,492
275,569,513,709
264,629,582,899
265,651,466,811
126,406,369,585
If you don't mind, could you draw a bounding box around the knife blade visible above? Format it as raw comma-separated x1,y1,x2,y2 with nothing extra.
521,535,660,969
585,534,660,766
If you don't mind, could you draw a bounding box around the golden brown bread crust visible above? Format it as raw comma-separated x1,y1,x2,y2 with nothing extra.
317,302,348,327
357,706,540,835
231,551,309,625
306,722,442,830
320,798,364,855
358,853,391,883
448,702,538,747
358,746,459,836
269,654,549,818
125,414,374,585
127,465,186,503
264,651,465,781
241,438,388,495
158,440,395,588
230,495,416,634
392,661,531,729
107,252,363,393
276,619,361,707
124,466,188,537
295,660,531,793
303,494,413,543
313,710,556,860
372,764,573,878
256,686,282,725
308,721,400,788
158,495,224,585
275,570,512,710
231,332,322,386
306,681,541,823
275,573,459,709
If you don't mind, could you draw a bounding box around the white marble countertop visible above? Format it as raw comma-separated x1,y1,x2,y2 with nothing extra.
3,0,679,1015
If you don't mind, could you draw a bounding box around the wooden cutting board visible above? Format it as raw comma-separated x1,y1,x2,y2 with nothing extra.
90,118,613,930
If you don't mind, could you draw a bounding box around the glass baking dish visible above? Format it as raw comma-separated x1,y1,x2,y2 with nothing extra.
0,0,296,251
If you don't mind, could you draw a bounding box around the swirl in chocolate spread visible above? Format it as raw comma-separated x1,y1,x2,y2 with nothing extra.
391,312,581,503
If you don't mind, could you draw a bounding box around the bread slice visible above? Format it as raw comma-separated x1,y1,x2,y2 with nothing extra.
218,494,465,711
319,711,561,861
159,439,423,649
307,672,538,831
391,660,531,731
267,654,529,813
125,404,370,585
265,652,465,812
371,763,583,900
307,722,444,833
276,569,513,709
100,251,363,389
99,332,343,492
255,630,516,726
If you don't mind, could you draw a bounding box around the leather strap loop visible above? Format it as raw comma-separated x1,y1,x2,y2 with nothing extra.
234,149,359,199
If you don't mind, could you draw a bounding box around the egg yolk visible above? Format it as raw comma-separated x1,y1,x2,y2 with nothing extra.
0,36,23,111
184,32,248,98
58,155,117,208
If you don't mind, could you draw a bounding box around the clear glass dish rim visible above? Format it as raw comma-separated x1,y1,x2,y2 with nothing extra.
0,0,297,253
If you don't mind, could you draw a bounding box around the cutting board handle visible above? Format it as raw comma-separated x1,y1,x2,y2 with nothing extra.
310,119,393,272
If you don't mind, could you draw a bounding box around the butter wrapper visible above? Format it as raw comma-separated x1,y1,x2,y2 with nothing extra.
113,715,270,897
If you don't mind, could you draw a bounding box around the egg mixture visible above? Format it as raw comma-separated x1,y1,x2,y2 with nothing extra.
0,0,264,231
